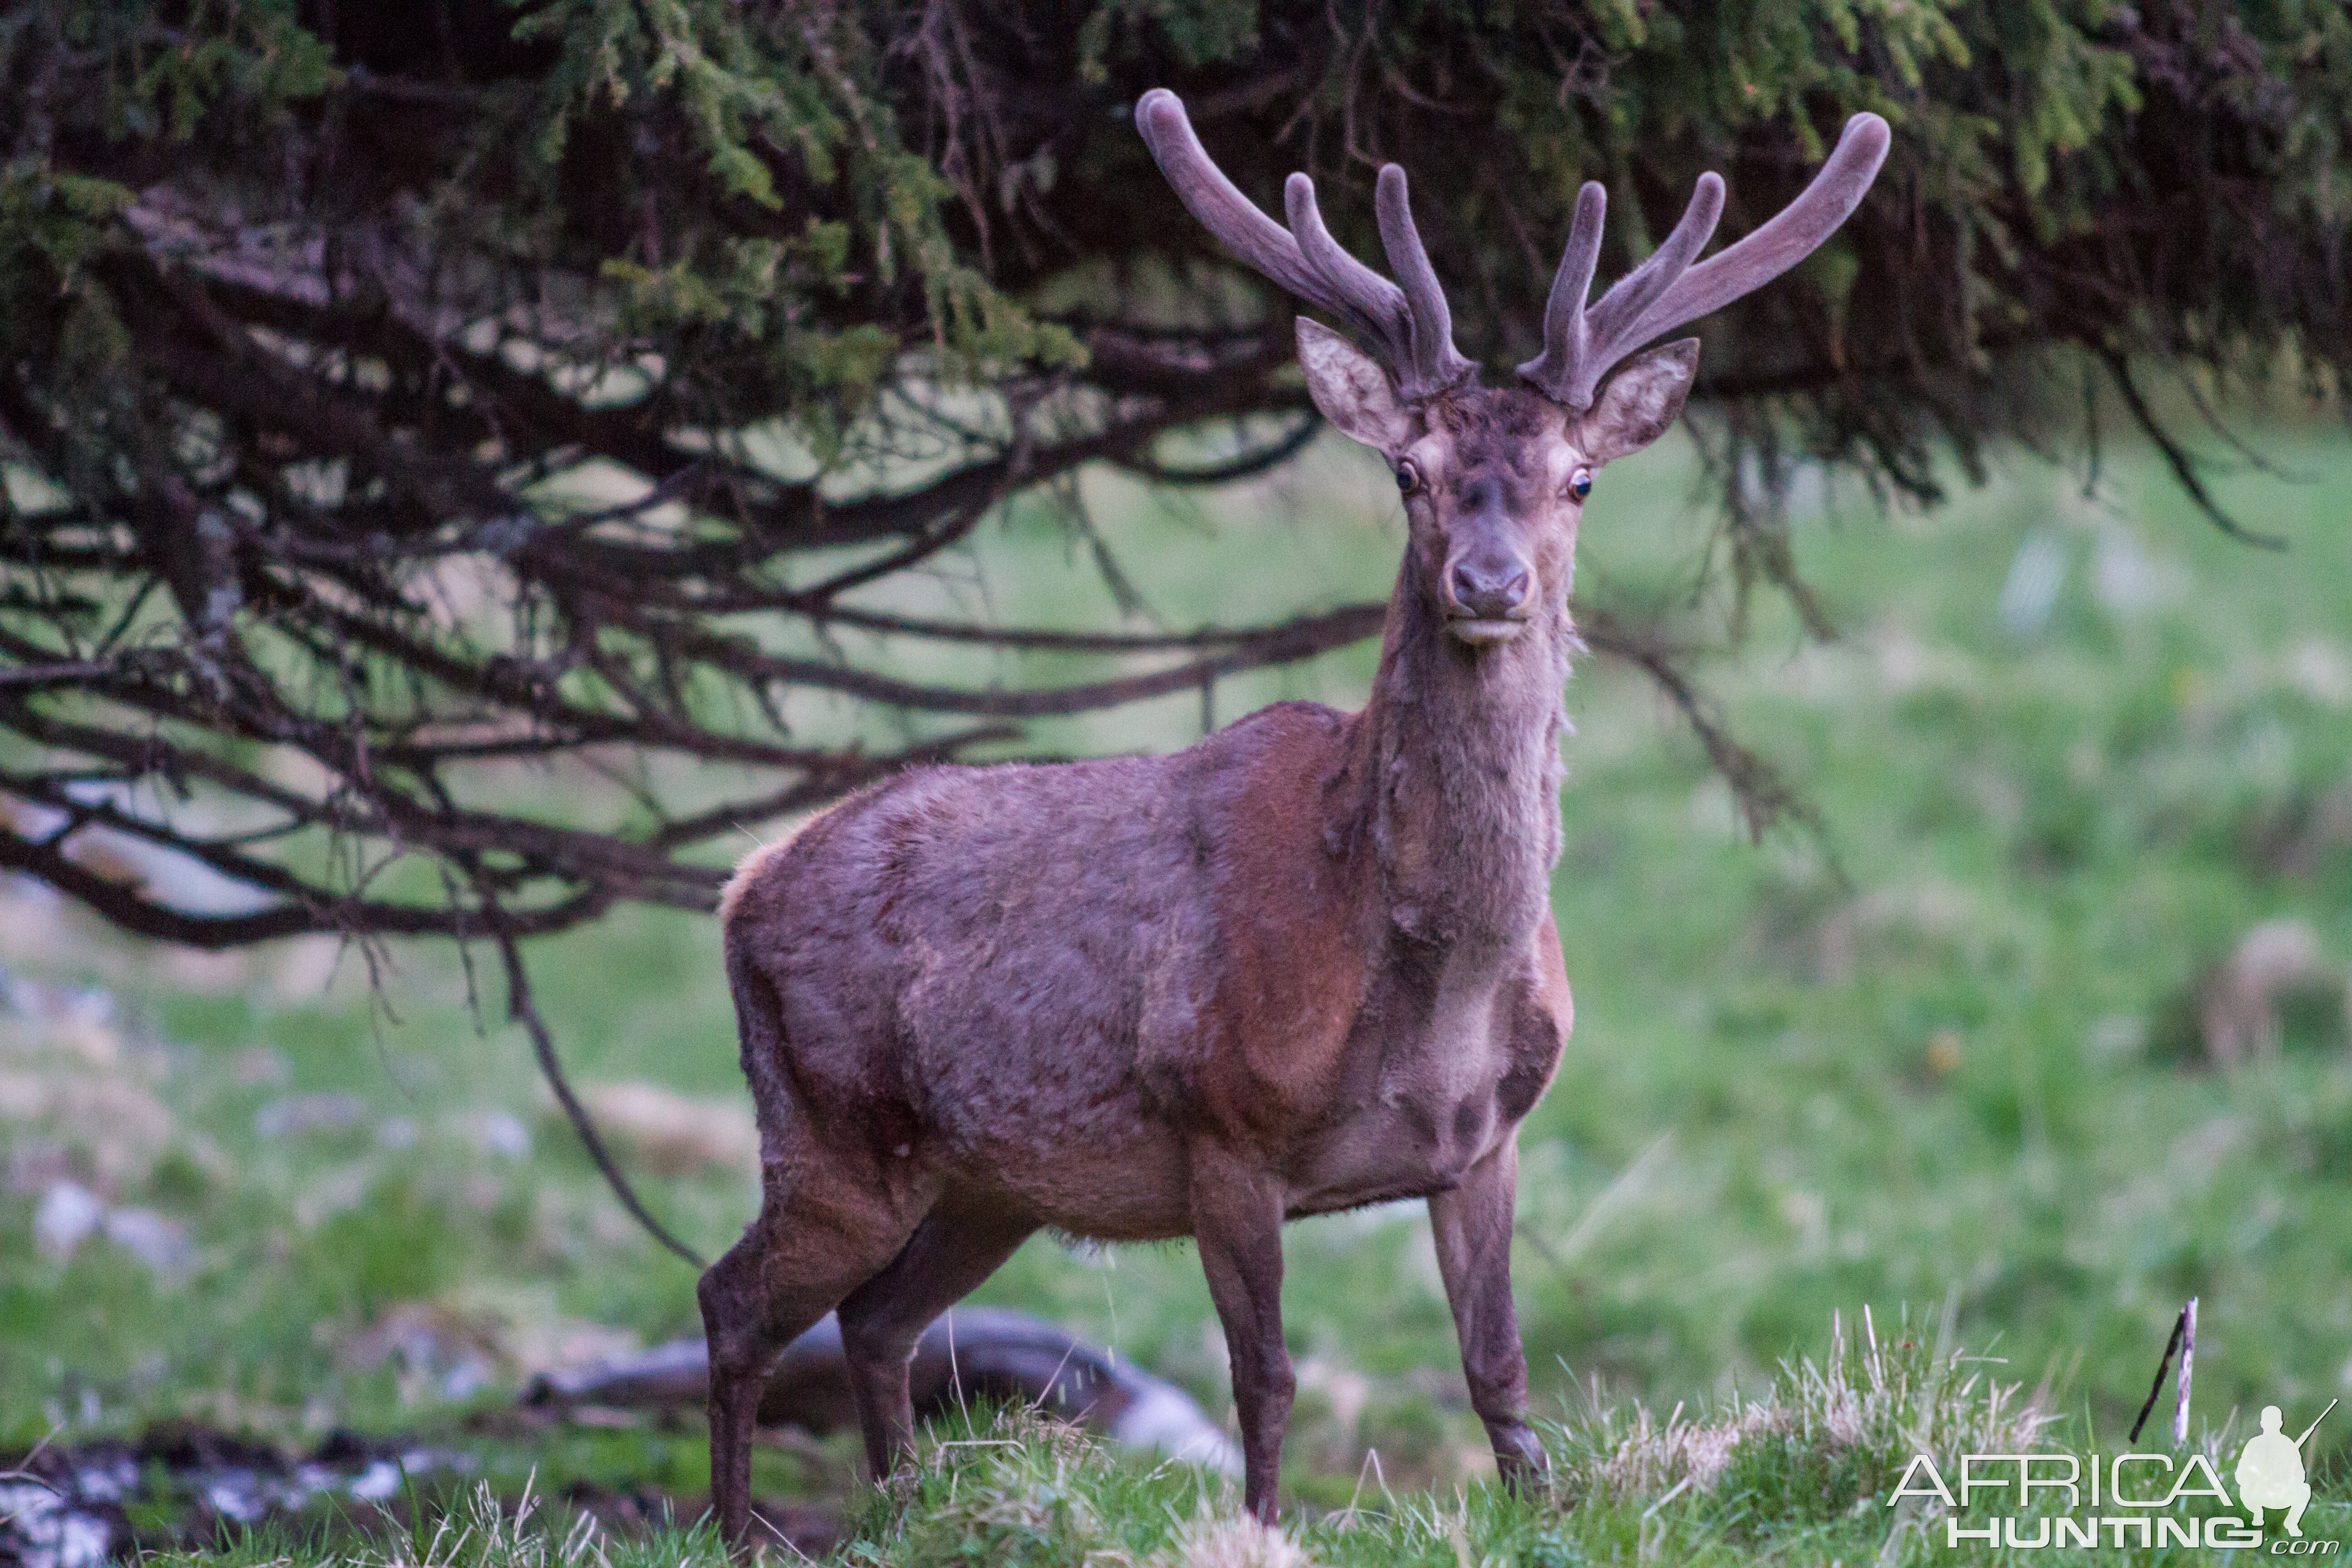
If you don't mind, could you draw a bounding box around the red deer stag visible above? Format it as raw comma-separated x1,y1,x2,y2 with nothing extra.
702,91,1888,1537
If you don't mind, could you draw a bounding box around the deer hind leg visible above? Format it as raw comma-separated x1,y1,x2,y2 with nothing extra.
834,1196,1036,1480
700,1145,930,1551
1427,1138,1548,1490
1189,1142,1292,1524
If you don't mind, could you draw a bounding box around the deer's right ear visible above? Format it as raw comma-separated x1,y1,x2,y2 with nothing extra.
1298,319,1413,451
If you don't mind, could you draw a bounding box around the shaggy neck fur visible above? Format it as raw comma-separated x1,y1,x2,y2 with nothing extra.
1327,546,1573,949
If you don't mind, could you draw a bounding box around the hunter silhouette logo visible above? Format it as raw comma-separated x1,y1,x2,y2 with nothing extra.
2241,1401,2335,1538
1890,1391,2340,1551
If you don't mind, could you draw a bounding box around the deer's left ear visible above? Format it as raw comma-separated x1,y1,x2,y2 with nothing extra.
1574,338,1699,463
1298,318,1414,451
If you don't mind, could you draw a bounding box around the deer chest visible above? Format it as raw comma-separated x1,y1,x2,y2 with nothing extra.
1285,937,1560,1215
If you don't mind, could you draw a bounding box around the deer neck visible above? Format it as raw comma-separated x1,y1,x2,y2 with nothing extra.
1328,557,1572,951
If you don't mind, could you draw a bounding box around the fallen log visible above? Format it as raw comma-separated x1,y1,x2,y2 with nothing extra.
523,1307,1241,1475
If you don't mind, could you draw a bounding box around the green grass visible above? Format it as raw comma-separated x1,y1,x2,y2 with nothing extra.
132,1332,2352,1566
6,412,2352,1556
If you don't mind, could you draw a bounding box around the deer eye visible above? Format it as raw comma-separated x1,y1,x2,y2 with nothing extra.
1568,466,1593,501
1394,459,1423,495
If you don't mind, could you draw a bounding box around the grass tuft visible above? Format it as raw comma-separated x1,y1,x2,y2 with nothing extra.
1551,1309,2054,1542
1171,1511,1322,1568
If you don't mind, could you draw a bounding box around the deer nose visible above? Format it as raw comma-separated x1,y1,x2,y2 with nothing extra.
1449,555,1532,622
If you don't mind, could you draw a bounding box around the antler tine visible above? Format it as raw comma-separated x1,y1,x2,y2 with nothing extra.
1582,174,1725,363
1517,176,1720,409
1137,88,1475,402
1620,113,1889,347
1283,172,1415,363
1519,182,1607,397
1375,166,1478,395
1519,113,1891,411
1135,90,1337,314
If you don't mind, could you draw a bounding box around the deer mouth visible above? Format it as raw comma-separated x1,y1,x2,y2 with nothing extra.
1446,615,1529,647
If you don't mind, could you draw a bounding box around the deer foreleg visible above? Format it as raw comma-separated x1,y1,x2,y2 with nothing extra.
1190,1144,1293,1524
1429,1137,1549,1490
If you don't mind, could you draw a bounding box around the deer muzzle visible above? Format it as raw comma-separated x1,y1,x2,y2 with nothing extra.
1443,525,1534,646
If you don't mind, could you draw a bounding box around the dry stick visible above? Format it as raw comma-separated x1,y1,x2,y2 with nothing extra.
2128,1304,2188,1444
490,921,706,1267
2173,1297,2198,1446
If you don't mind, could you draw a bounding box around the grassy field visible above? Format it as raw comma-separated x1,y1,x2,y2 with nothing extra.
5,409,2352,1559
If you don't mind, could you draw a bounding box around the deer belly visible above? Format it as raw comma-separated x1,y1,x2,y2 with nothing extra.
1009,1132,1196,1242
911,1023,1196,1238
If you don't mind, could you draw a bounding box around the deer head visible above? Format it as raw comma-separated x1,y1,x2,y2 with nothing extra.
1137,92,1888,652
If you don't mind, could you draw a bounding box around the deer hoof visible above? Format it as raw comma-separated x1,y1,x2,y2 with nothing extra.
1490,1422,1551,1493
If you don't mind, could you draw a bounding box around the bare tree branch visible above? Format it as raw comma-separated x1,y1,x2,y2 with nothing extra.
486,912,706,1268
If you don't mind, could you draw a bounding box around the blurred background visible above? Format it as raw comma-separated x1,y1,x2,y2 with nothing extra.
2,0,2349,1555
